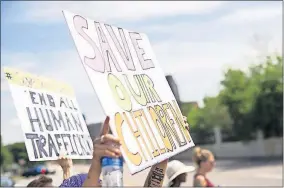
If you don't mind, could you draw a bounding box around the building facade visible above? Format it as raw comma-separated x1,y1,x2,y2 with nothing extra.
165,75,181,107
87,123,102,139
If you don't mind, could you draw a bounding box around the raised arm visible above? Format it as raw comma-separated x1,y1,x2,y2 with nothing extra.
57,156,73,180
83,157,102,187
83,117,122,187
143,159,168,187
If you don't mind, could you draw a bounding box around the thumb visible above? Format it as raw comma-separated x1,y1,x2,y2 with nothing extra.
100,116,110,136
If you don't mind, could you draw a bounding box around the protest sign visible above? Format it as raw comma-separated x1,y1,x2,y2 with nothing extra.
63,10,195,174
3,67,93,161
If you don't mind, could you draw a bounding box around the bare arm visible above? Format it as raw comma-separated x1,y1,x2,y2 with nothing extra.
57,157,73,180
83,117,121,187
143,160,168,187
62,166,72,180
82,159,102,187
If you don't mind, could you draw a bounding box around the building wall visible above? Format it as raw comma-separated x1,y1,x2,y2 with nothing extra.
87,123,102,139
165,75,181,106
174,128,283,160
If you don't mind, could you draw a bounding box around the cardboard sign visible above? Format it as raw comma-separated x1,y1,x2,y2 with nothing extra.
63,10,195,174
3,67,93,161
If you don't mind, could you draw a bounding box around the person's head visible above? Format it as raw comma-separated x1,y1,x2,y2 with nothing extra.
192,147,215,172
167,160,195,187
27,176,53,187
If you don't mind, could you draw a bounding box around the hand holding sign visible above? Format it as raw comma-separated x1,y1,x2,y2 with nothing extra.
57,154,73,180
83,117,122,187
63,10,195,174
183,116,190,132
92,116,122,162
3,67,93,162
57,155,73,170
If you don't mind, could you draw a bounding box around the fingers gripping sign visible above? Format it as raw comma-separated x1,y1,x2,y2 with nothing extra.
183,116,190,132
93,116,122,161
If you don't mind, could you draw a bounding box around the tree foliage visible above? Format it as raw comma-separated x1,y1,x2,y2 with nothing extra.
220,55,283,139
5,142,44,168
187,95,232,144
188,95,232,130
0,136,13,169
6,142,29,164
187,54,283,140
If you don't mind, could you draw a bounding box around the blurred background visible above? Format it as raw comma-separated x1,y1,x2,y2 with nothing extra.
1,1,283,187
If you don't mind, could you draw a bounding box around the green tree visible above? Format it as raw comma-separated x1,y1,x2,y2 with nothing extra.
0,136,13,169
6,142,45,168
6,142,28,164
187,95,232,144
188,96,232,129
220,55,283,139
180,102,198,118
250,55,283,138
219,69,256,139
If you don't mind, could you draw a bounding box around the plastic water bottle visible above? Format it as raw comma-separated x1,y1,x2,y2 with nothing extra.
101,156,123,187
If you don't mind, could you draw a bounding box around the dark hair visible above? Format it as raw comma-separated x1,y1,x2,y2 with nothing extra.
27,176,53,187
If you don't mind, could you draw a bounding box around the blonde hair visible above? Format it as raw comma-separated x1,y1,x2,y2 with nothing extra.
192,147,213,166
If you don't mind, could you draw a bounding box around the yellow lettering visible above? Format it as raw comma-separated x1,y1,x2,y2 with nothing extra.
171,100,191,142
138,75,151,104
134,110,160,158
108,73,132,111
162,103,186,147
115,112,142,166
141,110,166,155
148,106,172,152
123,75,147,106
130,112,152,160
155,105,178,149
142,74,161,103
123,112,148,161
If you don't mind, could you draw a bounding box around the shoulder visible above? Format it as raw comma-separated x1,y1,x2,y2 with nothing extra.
60,173,88,187
195,175,205,181
193,175,207,187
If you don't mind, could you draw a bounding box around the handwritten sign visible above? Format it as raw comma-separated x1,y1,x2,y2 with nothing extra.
63,10,195,174
3,67,93,161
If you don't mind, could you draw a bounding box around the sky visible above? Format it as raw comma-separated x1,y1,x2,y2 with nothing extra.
1,1,282,145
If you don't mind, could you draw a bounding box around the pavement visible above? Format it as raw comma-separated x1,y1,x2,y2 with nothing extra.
15,159,283,187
